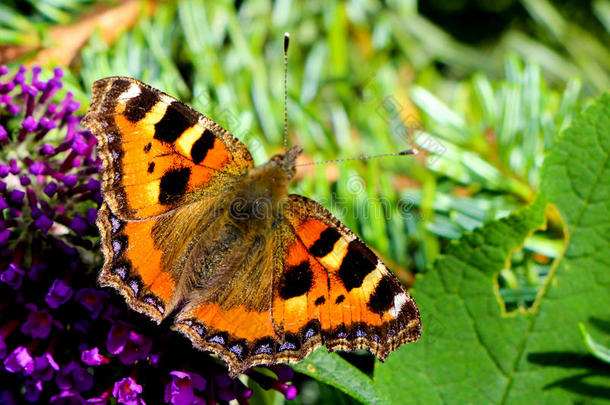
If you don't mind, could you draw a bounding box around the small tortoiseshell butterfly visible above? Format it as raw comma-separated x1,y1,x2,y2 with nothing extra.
83,76,421,375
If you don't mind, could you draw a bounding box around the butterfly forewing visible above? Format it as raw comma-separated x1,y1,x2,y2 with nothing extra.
84,77,253,220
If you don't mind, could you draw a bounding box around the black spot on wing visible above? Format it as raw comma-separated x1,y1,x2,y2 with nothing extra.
207,332,228,346
126,276,143,296
147,162,155,173
144,142,152,153
159,167,191,205
124,86,159,123
337,240,378,291
141,294,165,315
367,275,397,314
314,296,325,306
191,129,215,164
335,295,345,304
154,101,198,144
402,298,420,322
179,318,208,337
104,79,130,109
309,227,341,258
278,261,313,300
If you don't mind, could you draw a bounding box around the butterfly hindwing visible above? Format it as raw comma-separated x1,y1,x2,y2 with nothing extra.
97,194,227,323
84,77,254,220
275,195,422,360
97,202,172,322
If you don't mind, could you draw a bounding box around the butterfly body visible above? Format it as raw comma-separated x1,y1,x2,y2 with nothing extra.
84,77,421,375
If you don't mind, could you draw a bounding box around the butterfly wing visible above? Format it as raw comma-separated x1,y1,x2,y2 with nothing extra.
84,77,254,220
96,194,223,323
174,194,421,375
87,77,254,321
272,194,421,361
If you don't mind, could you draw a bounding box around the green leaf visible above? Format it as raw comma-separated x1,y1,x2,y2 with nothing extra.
579,323,610,365
369,93,610,404
374,196,546,404
292,349,390,405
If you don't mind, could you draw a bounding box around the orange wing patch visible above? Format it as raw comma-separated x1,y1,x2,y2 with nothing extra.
190,304,275,341
97,203,177,322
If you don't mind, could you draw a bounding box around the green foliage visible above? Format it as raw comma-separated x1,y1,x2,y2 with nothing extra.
293,349,389,404
0,0,99,46
304,94,610,403
580,323,610,365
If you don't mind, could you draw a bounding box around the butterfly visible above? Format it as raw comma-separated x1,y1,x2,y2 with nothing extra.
82,76,421,375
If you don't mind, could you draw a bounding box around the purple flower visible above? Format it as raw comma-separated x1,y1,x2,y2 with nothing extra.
81,347,109,367
32,352,60,381
86,392,110,404
0,65,300,404
119,332,152,365
50,390,86,405
24,378,43,402
0,390,18,405
22,115,38,132
70,215,88,236
214,373,253,402
106,322,131,355
21,304,57,339
0,229,9,245
163,371,206,405
56,360,94,392
75,288,108,319
248,368,297,400
3,346,34,375
269,364,295,383
46,279,74,308
113,377,145,405
0,263,25,289
35,214,54,233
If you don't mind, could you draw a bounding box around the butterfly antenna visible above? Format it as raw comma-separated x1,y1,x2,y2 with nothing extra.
295,149,418,167
283,32,290,152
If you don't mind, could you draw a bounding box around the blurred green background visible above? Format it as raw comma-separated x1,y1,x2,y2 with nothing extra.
1,0,608,403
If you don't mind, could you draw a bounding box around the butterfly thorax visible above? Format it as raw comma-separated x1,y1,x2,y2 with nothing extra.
227,145,302,227
173,146,303,311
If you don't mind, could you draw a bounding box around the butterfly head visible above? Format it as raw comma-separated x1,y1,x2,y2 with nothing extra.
268,145,303,181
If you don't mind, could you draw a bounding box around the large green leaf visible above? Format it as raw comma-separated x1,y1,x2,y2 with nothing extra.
292,349,390,404
301,94,610,404
374,196,547,404
372,93,610,404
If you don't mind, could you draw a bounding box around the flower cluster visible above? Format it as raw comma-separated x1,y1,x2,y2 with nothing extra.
0,66,297,404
